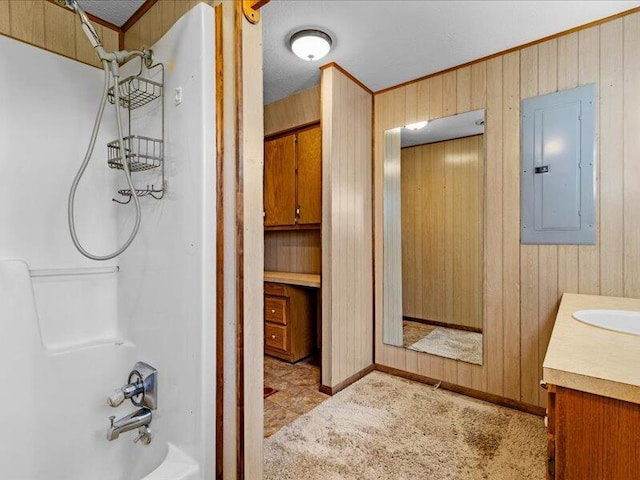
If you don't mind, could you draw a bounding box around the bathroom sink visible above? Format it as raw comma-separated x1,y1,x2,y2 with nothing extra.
572,309,640,336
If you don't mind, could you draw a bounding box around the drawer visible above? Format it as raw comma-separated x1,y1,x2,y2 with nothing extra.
265,282,287,296
265,323,288,352
265,296,287,325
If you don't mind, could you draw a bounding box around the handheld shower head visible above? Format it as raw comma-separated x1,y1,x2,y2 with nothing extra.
54,0,78,12
56,0,102,49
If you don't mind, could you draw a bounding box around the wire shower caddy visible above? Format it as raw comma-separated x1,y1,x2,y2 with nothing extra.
107,55,165,204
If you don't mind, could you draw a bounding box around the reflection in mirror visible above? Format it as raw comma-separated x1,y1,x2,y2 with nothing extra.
383,109,485,365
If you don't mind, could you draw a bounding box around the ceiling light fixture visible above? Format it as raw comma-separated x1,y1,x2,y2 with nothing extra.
290,29,332,61
404,121,429,130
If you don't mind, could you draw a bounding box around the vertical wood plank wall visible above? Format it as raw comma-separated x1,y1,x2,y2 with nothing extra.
322,66,373,388
374,12,640,409
240,7,264,479
0,0,119,67
264,230,321,273
264,85,320,136
401,136,484,331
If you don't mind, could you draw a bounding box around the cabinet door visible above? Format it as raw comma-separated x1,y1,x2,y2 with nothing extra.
264,134,296,227
296,126,322,225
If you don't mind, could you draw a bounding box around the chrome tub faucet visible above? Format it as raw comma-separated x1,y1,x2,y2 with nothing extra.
107,409,152,444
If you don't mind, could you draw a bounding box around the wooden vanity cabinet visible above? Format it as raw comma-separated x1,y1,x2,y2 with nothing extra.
264,281,315,362
264,124,321,229
546,385,640,480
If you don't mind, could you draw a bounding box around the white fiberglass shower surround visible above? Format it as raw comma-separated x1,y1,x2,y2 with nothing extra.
0,4,215,480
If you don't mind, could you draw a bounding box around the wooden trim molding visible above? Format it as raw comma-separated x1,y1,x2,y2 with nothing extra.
264,120,321,141
375,364,546,417
319,364,375,396
121,0,159,32
214,4,224,479
320,62,374,95
375,5,640,95
234,2,245,478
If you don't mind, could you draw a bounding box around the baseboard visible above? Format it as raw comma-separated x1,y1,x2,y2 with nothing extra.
319,364,376,396
374,364,546,417
403,315,483,334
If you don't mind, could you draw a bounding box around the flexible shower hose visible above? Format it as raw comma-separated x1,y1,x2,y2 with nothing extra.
68,59,142,261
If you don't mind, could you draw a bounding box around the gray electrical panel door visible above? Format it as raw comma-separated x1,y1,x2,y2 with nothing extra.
521,83,596,245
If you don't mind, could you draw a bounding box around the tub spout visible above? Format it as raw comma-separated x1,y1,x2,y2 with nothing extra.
107,408,152,441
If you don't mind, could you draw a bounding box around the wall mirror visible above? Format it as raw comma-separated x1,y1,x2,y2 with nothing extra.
383,109,485,365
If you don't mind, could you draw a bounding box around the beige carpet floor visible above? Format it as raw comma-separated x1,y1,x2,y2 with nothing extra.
264,372,546,480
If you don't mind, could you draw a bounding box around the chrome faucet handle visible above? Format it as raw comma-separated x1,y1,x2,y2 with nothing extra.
133,425,152,445
108,389,126,407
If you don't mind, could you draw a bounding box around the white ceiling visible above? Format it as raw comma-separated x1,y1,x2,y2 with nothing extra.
69,1,640,104
78,0,145,27
263,0,640,104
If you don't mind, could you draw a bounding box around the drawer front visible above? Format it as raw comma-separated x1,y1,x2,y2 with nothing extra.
265,323,288,352
265,282,287,296
265,297,287,325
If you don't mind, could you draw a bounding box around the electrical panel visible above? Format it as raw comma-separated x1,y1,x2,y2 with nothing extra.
521,84,596,245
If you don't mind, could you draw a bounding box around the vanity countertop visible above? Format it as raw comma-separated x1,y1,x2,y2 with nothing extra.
543,293,640,404
264,271,321,288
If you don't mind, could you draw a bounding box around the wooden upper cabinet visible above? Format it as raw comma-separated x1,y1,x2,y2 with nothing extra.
296,125,322,225
263,124,322,229
264,134,296,227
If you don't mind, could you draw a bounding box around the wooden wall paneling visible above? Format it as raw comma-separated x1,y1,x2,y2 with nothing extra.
412,80,432,378
123,20,141,51
578,27,601,296
0,1,10,35
264,85,321,136
557,33,580,297
519,44,541,406
454,67,473,388
239,3,264,478
485,56,504,397
321,66,373,388
161,0,177,32
321,68,334,386
44,0,75,58
9,0,45,48
376,7,640,413
469,62,487,392
501,50,521,400
624,13,640,298
441,70,459,385
138,0,163,48
536,39,559,409
264,230,321,274
421,75,446,380
599,20,624,298
101,25,119,55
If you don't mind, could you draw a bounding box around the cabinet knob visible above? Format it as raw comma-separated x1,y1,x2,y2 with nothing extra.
271,309,276,314
271,334,276,339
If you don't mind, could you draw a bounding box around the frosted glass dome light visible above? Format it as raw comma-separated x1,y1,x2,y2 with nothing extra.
290,30,332,62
